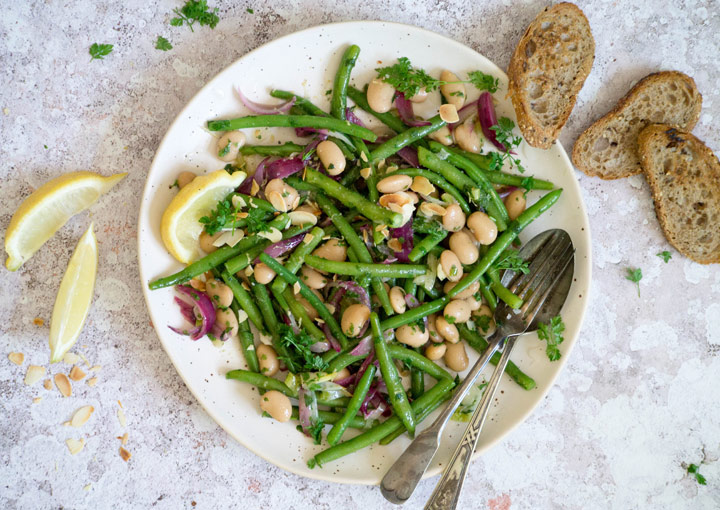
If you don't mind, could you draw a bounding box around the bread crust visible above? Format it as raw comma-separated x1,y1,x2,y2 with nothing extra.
638,124,720,264
508,2,595,149
573,71,702,179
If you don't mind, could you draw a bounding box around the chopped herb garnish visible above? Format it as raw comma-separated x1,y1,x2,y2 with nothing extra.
520,176,535,197
277,324,328,373
170,0,220,31
155,36,173,51
245,206,271,234
246,7,254,14
491,249,529,274
89,43,113,61
475,315,491,333
626,267,642,297
169,179,179,189
466,70,500,93
218,139,232,158
488,117,525,173
657,251,672,263
537,315,565,361
687,463,707,485
199,196,234,235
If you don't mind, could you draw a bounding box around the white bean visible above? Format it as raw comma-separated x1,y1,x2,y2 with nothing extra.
367,78,396,113
259,390,292,422
217,131,246,162
317,140,346,176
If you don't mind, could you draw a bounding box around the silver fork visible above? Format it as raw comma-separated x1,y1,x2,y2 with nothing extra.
424,230,575,510
380,229,574,505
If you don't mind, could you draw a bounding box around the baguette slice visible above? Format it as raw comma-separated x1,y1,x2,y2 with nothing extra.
638,124,720,264
508,2,595,149
573,71,702,179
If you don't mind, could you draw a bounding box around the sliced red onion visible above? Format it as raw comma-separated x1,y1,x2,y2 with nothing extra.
334,374,356,387
353,350,376,386
345,108,366,128
309,340,330,353
168,285,216,341
263,234,304,258
395,92,431,127
359,384,378,417
174,297,196,324
478,92,507,151
237,87,295,115
297,388,312,431
238,157,269,194
322,323,342,352
364,401,387,421
266,157,304,180
405,293,420,309
497,185,517,199
350,335,373,357
286,312,301,335
301,138,324,161
295,127,329,138
397,146,419,167
389,219,414,263
450,98,480,131
381,256,399,265
327,280,371,309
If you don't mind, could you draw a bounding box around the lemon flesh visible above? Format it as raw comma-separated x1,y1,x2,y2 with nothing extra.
49,223,98,363
160,169,246,264
4,171,126,271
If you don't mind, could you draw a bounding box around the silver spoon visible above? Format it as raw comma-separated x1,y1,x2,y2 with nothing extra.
380,229,575,505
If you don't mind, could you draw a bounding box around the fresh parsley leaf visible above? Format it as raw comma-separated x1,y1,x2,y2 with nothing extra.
492,249,530,274
277,324,329,373
245,206,271,234
169,179,179,189
520,176,535,197
43,144,48,149
89,43,113,61
246,8,254,14
467,71,499,93
687,463,707,485
657,251,672,263
218,139,232,158
155,36,173,51
199,196,234,235
537,315,565,361
626,267,642,297
308,418,324,445
475,315,491,333
375,57,440,98
170,0,220,32
489,117,525,173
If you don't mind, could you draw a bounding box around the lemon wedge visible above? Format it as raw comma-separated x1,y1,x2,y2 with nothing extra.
49,223,98,363
161,169,246,263
4,171,126,271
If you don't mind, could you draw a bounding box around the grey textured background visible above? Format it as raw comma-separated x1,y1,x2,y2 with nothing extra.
1,1,720,509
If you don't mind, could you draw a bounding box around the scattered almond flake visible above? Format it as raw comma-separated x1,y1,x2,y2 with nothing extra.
377,159,387,170
118,400,123,408
63,421,71,427
315,318,325,325
87,377,98,387
71,406,94,427
117,408,127,428
258,227,282,243
65,438,85,455
121,432,129,445
119,447,132,462
43,379,52,390
302,167,307,180
63,352,81,365
54,373,72,397
236,309,248,324
188,278,205,291
8,352,24,365
326,304,336,315
420,202,447,217
411,176,435,196
84,484,92,491
360,167,371,179
241,280,251,290
360,151,368,163
33,397,42,404
267,191,287,212
250,179,260,196
214,229,245,248
69,366,86,381
24,365,46,386
235,211,249,219
232,195,247,209
302,233,314,245
288,210,317,226
375,224,387,232
78,352,90,366
244,265,254,277
293,282,301,295
90,365,102,372
439,103,459,123
2,107,9,115
33,317,44,326
388,239,403,252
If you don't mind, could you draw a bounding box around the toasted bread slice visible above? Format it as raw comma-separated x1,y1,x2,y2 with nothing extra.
507,2,595,149
573,71,702,179
638,124,720,264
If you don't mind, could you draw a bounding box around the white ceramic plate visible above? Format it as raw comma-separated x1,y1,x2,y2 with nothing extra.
138,21,592,485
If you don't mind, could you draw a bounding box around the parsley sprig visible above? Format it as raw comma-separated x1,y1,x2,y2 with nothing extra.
375,57,499,98
626,267,642,297
491,249,530,274
488,117,525,173
170,0,220,31
278,325,329,373
89,43,113,61
199,197,234,235
657,250,672,263
537,315,565,361
687,463,707,486
155,36,173,51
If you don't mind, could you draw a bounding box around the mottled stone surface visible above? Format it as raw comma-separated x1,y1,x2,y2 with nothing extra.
1,1,720,508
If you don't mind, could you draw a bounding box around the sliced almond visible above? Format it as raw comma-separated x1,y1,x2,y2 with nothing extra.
87,377,98,387
65,438,85,455
250,179,260,197
62,352,81,365
55,373,72,397
24,365,46,386
117,408,127,428
231,195,247,209
439,104,459,123
43,379,53,390
267,191,288,212
188,278,205,291
411,176,436,196
236,309,248,324
90,365,102,372
33,397,42,404
234,211,249,219
302,233,315,245
33,317,45,326
288,210,317,226
293,282,301,295
258,227,282,244
71,405,94,427
326,304,336,315
360,167,371,180
69,366,86,381
8,352,24,366
388,238,404,252
119,447,132,462
419,202,447,217
121,432,129,446
360,151,369,163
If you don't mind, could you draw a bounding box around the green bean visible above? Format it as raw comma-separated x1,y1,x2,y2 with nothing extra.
226,369,296,397
304,255,426,278
445,148,554,190
410,348,425,399
232,193,276,213
478,274,498,312
487,268,523,309
305,169,403,227
291,408,373,430
412,216,443,235
403,277,417,297
370,116,446,162
249,277,291,362
325,351,367,373
347,86,407,134
458,324,536,390
386,343,453,381
269,90,329,117
339,166,361,188
281,287,326,342
447,189,562,299
271,226,325,296
329,136,357,159
417,146,476,194
309,378,455,467
314,194,394,315
331,45,360,120
380,296,449,331
223,222,312,275
379,382,452,445
237,317,260,373
327,364,376,446
285,176,321,193
408,231,447,262
259,253,349,349
207,115,377,142
148,214,290,289
240,142,305,157
371,314,415,436
384,168,470,214
221,270,266,333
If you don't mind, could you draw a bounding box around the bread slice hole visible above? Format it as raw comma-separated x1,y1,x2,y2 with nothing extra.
541,21,553,30
593,137,611,152
531,101,548,114
527,81,544,99
525,40,536,58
